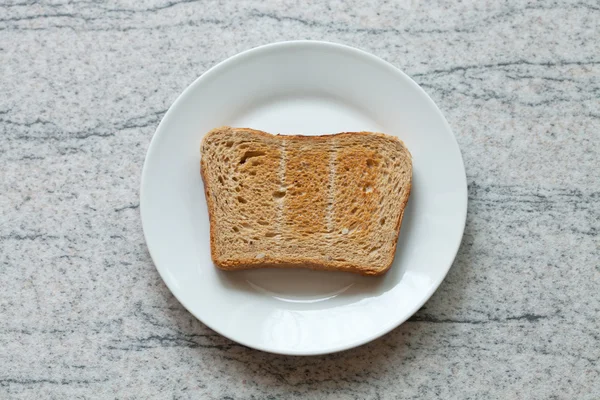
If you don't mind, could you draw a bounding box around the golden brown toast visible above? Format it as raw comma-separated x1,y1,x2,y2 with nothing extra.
200,127,412,275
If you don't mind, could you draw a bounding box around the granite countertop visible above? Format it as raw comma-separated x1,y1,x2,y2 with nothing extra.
1,0,599,398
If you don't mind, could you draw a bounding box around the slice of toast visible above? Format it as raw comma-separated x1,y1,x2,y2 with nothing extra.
200,126,412,276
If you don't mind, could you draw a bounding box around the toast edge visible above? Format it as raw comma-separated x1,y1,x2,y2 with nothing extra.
200,146,218,267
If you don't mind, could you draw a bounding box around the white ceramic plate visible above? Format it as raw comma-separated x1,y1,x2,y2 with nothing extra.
141,41,467,355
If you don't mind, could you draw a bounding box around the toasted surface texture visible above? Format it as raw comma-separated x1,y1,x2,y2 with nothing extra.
200,126,412,275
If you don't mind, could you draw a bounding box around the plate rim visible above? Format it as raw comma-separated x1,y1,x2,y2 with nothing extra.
140,40,468,355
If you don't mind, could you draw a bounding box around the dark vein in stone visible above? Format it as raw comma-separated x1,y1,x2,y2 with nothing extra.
114,204,139,212
412,59,600,77
0,233,60,241
409,313,550,324
0,377,109,386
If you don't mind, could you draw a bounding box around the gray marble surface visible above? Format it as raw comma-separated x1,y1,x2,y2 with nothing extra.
1,0,599,398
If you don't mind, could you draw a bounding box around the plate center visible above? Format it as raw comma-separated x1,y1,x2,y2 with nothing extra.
226,94,382,304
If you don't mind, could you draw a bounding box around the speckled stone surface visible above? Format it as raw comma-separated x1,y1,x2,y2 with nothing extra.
1,0,599,398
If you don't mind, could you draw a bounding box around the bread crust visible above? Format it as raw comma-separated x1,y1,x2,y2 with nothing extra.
200,126,412,276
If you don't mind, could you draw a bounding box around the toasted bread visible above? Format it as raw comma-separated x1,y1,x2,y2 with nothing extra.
200,127,412,276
